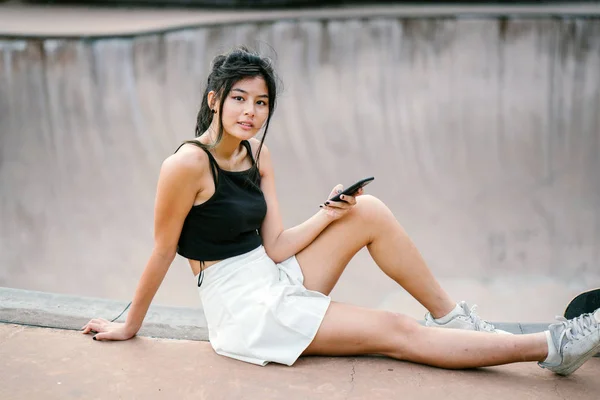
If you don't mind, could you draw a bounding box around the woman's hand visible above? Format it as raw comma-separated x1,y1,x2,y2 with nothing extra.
319,184,364,221
81,318,137,341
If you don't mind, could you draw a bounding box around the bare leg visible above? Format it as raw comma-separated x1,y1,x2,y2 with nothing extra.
303,302,548,369
297,195,455,318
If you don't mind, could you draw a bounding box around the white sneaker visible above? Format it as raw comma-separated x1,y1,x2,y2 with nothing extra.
424,301,512,334
538,309,600,376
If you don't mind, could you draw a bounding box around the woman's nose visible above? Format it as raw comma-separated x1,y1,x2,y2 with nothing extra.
244,104,255,116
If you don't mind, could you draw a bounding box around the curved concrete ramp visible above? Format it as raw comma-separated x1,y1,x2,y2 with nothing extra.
1,13,599,322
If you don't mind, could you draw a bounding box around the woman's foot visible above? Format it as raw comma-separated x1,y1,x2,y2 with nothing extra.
538,309,600,376
424,301,512,334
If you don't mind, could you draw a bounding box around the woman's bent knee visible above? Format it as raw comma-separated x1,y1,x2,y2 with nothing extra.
353,195,391,223
351,195,397,240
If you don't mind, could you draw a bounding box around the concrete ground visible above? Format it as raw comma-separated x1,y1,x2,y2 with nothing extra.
1,323,600,400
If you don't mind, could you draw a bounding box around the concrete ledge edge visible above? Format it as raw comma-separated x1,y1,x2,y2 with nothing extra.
0,287,209,341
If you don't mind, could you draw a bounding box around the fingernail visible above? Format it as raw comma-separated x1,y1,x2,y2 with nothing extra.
93,336,97,341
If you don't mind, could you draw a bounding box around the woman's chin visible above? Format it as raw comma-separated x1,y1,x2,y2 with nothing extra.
231,127,259,140
221,122,261,140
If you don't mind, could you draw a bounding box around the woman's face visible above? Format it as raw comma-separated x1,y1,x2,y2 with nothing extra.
213,76,270,140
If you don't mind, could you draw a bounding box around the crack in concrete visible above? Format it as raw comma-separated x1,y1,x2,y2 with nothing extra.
345,358,356,399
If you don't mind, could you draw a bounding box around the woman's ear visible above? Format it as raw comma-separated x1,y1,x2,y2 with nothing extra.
207,90,217,112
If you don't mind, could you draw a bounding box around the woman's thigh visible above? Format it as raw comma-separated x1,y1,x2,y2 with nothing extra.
302,301,419,358
296,195,392,294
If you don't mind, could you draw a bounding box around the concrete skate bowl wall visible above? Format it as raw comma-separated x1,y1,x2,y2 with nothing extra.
1,17,599,322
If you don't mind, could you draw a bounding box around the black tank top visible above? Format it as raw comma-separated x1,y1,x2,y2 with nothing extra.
175,140,267,261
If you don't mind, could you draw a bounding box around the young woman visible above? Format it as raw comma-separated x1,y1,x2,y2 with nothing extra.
82,47,599,376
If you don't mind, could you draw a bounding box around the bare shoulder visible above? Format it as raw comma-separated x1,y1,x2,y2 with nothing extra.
247,137,262,154
248,138,272,176
247,137,272,160
160,142,210,183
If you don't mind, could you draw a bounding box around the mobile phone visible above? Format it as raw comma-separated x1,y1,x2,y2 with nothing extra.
329,177,375,202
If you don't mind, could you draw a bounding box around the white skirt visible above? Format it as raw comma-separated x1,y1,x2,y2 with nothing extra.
195,245,331,366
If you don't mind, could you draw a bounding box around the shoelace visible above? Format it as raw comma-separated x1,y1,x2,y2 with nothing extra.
554,312,599,343
465,304,497,332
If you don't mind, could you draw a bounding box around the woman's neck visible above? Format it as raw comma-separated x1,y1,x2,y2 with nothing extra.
200,128,243,161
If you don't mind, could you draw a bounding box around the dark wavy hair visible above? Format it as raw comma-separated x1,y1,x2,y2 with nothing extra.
187,46,278,170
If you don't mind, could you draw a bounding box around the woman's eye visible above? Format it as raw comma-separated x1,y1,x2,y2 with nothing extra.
233,96,244,101
257,101,268,106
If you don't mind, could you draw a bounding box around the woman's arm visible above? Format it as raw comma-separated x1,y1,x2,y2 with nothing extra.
257,141,355,263
82,148,207,340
